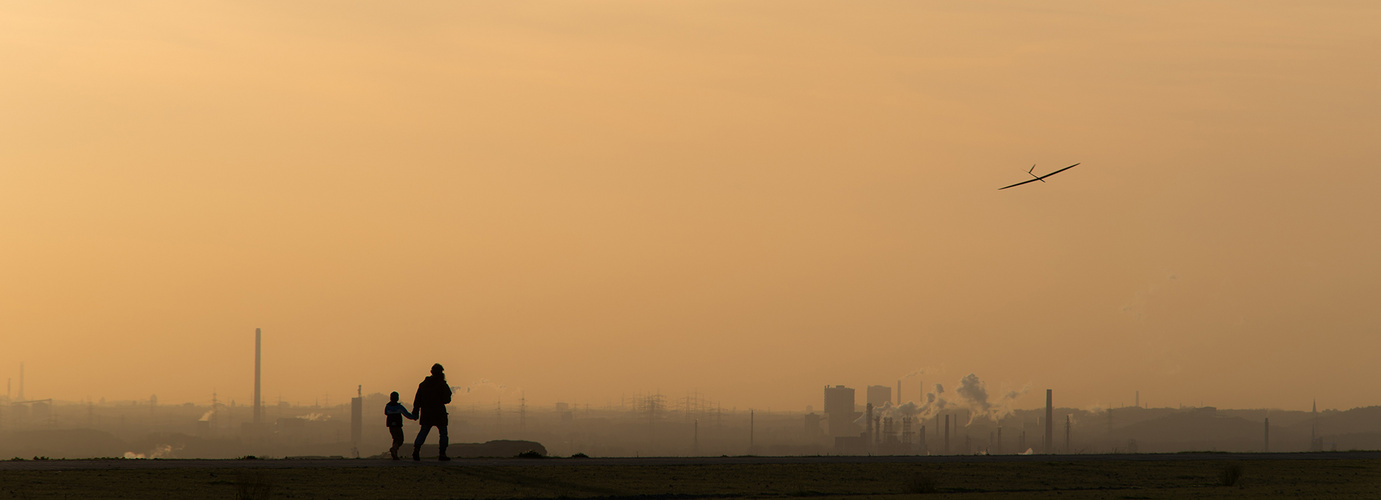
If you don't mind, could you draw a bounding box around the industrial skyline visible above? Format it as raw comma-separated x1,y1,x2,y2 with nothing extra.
3,329,1364,459
0,326,1364,414
1,374,1365,460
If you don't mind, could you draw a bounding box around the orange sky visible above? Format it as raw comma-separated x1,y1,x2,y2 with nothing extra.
2,1,1378,413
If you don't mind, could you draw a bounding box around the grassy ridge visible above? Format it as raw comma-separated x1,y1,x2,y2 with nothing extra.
2,459,1380,499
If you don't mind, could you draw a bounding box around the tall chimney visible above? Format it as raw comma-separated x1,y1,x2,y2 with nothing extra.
920,424,927,454
351,384,362,453
1312,399,1318,451
865,403,874,449
896,380,901,405
1136,390,1139,408
1064,414,1071,453
17,362,24,401
254,328,262,425
1044,389,1053,454
1264,418,1270,453
944,414,950,454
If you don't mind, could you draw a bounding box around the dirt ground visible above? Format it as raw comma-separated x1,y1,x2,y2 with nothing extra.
2,453,1379,499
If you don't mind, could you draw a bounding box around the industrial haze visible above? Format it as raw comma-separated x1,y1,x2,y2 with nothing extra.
4,0,1381,460
3,383,1376,459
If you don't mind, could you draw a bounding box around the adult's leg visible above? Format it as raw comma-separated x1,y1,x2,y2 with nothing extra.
437,425,449,459
414,424,433,460
415,424,432,446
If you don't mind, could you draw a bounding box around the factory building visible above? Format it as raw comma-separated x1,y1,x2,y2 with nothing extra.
866,385,892,408
824,385,859,438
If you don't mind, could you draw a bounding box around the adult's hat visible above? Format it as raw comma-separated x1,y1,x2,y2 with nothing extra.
432,363,445,373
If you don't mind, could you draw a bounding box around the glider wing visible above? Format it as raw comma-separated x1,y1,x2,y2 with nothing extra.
1038,163,1080,180
998,177,1043,190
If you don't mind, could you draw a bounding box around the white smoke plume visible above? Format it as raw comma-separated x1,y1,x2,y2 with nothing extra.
853,402,897,426
917,387,945,418
952,374,1026,423
460,378,524,400
123,444,176,459
872,384,946,422
893,401,921,417
1083,403,1109,414
956,374,991,415
880,375,1026,424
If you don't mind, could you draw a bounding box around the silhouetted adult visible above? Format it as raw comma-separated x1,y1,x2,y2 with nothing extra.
411,363,453,461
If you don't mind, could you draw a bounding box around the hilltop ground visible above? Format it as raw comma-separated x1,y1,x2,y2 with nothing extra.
2,452,1379,499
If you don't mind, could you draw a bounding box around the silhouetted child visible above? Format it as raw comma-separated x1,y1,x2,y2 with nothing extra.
384,391,417,460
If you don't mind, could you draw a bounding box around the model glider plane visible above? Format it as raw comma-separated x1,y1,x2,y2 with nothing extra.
998,163,1080,190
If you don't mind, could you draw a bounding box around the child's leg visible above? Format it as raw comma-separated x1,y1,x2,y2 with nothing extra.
390,427,404,459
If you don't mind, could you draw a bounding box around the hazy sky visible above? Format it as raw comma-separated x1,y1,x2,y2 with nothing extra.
3,1,1378,414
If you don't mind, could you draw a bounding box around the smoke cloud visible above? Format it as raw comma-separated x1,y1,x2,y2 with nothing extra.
460,378,524,401
123,444,175,459
956,374,991,415
952,373,1025,423
872,374,1025,424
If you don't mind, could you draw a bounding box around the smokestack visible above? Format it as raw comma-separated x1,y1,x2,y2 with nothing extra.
944,414,950,454
254,328,262,425
866,403,874,449
1312,399,1319,451
1136,390,1139,408
351,384,362,455
896,380,900,405
1044,389,1053,454
18,362,24,401
1264,418,1270,453
1065,414,1071,453
920,425,927,454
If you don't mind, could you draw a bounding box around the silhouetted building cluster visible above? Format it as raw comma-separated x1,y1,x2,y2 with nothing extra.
4,340,1379,459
